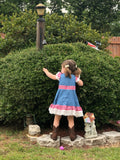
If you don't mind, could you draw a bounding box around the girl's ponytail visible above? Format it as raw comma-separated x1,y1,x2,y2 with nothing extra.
65,67,71,78
74,67,81,77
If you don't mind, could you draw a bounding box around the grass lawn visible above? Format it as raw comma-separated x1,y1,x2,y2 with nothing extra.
0,126,120,160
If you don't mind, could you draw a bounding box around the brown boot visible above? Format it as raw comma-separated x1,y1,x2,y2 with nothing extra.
51,126,59,140
69,126,77,141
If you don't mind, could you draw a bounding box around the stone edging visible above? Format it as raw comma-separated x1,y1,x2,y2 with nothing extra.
27,131,120,148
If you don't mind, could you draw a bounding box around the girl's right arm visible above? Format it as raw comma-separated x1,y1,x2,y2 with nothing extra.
43,68,57,80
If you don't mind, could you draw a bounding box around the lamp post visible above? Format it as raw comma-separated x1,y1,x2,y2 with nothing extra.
36,3,46,50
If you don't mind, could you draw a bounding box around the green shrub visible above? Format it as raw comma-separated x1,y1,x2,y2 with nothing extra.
0,12,109,55
0,42,119,126
45,13,110,50
0,10,37,55
110,21,120,36
0,2,20,16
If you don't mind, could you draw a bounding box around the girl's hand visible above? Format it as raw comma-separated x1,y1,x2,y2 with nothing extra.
43,68,48,74
43,68,57,80
77,79,83,86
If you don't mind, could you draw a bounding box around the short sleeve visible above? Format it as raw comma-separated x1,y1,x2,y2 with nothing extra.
56,72,62,80
75,75,80,82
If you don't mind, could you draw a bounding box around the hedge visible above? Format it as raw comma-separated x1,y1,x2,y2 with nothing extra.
0,42,120,127
0,10,37,56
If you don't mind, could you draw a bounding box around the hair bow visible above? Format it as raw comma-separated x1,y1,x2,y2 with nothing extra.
65,64,69,68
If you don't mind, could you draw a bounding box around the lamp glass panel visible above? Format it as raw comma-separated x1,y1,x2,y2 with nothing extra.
37,8,45,16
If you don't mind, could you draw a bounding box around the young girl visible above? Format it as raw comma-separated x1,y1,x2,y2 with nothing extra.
43,59,83,141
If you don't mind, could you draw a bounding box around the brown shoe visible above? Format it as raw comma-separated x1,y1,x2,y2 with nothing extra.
51,126,59,141
69,126,77,141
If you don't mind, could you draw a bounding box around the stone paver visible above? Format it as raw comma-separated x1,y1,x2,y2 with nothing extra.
28,125,41,136
103,131,120,144
84,134,106,146
61,135,84,147
27,134,38,142
37,134,60,148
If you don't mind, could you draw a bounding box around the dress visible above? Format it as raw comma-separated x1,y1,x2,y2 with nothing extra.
49,72,83,117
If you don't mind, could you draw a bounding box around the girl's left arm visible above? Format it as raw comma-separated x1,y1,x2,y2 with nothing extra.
77,79,83,86
43,68,57,80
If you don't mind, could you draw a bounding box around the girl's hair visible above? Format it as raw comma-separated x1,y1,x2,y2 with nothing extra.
62,59,81,78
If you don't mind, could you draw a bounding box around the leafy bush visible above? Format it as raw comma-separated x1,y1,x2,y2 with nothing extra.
0,2,20,16
110,21,120,36
45,14,110,49
0,12,109,55
0,10,37,55
0,42,119,127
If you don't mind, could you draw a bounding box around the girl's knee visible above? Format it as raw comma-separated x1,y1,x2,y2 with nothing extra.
67,116,74,120
55,115,61,120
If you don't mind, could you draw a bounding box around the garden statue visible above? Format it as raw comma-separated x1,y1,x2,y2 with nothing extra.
83,112,97,139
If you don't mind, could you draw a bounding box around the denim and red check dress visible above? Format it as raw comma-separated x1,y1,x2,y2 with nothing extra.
49,72,83,117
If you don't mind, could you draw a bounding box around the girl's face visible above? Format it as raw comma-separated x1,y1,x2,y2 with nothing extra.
61,65,65,73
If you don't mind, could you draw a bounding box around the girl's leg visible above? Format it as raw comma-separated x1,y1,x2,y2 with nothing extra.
67,116,74,128
51,115,61,140
53,115,61,127
67,116,76,141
